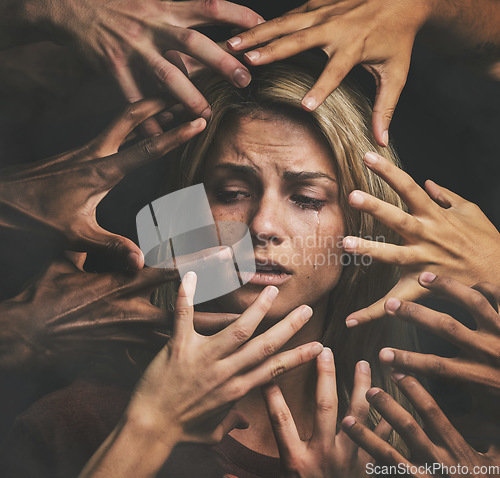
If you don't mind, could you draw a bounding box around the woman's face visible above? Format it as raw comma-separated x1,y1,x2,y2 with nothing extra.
203,112,346,320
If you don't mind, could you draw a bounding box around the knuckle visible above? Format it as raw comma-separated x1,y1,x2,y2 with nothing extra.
269,409,291,428
420,398,441,419
178,28,199,49
401,417,419,436
260,340,278,358
137,137,159,158
269,359,287,379
201,0,221,18
316,397,337,414
105,238,124,258
122,103,141,122
438,314,458,335
232,326,251,344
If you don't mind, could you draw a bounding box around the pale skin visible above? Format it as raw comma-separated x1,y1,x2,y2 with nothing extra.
227,0,500,146
342,151,500,326
80,113,375,476
0,0,264,134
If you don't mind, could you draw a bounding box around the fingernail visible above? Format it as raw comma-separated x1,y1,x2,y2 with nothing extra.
126,252,142,270
382,130,389,147
343,416,356,428
233,68,251,88
190,117,205,128
227,37,242,48
201,107,212,120
343,236,359,250
346,319,358,328
266,285,279,300
182,271,197,299
385,298,401,313
391,372,406,382
366,388,381,399
349,191,365,206
364,152,379,165
318,347,333,361
244,51,260,63
379,348,395,363
302,96,317,111
311,343,324,356
300,305,313,321
358,360,370,374
420,272,436,284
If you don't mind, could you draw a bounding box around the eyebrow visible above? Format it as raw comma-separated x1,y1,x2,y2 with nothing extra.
213,163,337,183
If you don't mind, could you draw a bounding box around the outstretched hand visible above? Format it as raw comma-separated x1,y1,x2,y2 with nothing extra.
343,375,500,478
262,353,392,477
380,275,500,399
343,152,500,326
227,0,430,146
27,0,262,134
0,99,206,270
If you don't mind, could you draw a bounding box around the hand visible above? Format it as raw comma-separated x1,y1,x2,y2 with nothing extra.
28,0,262,134
342,151,500,326
227,0,432,146
0,99,206,270
342,375,500,478
0,257,177,373
262,352,392,477
379,274,500,399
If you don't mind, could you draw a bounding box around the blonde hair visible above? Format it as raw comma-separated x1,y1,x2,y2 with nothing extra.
159,55,416,454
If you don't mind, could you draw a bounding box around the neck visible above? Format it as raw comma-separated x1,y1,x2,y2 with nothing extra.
229,297,327,456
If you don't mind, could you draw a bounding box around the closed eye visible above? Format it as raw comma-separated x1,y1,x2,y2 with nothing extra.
291,195,326,210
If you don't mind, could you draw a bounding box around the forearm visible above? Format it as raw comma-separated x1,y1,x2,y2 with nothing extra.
78,413,180,478
423,0,500,77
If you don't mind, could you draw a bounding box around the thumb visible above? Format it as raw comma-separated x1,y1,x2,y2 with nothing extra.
82,225,145,270
371,62,408,147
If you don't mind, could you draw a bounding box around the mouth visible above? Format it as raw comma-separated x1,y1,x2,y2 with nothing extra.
238,258,293,286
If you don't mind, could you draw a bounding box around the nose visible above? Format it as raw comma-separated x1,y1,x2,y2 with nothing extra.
249,193,286,247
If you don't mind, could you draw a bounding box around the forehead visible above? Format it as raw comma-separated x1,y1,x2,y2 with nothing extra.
206,112,337,176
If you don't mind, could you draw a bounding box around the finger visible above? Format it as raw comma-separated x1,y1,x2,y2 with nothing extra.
227,12,310,51
343,237,417,266
362,152,433,215
231,342,323,395
217,409,250,437
336,360,371,454
109,117,206,175
419,273,500,330
346,276,426,326
262,383,302,464
225,305,315,371
366,388,435,460
193,312,240,335
302,52,357,112
311,348,338,448
424,180,467,209
341,417,420,474
392,374,470,453
384,297,476,350
169,27,251,88
379,348,500,393
79,225,146,270
212,286,280,356
371,63,409,147
345,189,422,239
94,99,168,156
374,418,393,442
472,282,500,313
190,0,264,29
172,271,197,343
163,50,188,76
64,251,87,270
112,61,163,137
138,48,211,119
242,25,323,67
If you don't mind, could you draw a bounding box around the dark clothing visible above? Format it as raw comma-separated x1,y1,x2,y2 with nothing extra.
0,378,280,478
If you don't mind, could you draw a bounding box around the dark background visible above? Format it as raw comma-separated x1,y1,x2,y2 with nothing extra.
0,0,498,438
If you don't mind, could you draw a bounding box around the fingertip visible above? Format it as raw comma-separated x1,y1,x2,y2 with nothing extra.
366,387,382,400
342,416,356,429
346,318,359,328
363,152,379,166
318,346,333,361
190,117,206,129
384,298,401,314
301,96,317,111
390,371,406,382
357,360,370,374
126,251,143,270
419,272,436,285
379,348,395,364
227,37,242,50
181,271,197,302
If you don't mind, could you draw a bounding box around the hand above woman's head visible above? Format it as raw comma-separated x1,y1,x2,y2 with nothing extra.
0,99,206,270
342,152,500,326
378,275,500,403
260,354,392,478
342,375,500,478
12,0,263,135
